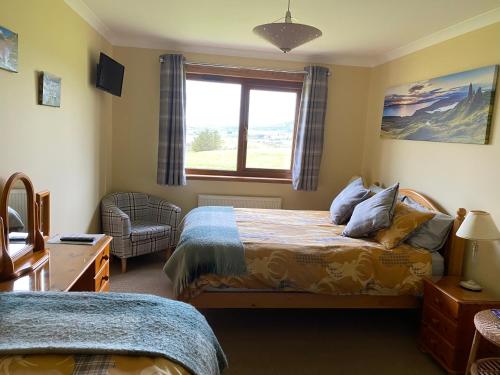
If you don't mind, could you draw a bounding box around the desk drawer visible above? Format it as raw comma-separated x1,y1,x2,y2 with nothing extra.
94,261,109,291
95,245,110,273
424,281,459,320
422,303,458,345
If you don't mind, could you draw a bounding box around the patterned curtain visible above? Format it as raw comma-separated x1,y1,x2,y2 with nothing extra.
292,66,329,191
157,54,187,186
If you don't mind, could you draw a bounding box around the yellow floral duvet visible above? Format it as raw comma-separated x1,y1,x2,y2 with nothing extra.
182,208,432,299
0,354,190,375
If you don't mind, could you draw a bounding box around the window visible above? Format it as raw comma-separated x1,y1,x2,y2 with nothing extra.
185,68,302,181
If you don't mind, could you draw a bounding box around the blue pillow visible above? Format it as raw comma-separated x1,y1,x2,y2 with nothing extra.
330,178,371,224
403,196,454,252
342,183,400,238
370,184,406,201
368,184,384,196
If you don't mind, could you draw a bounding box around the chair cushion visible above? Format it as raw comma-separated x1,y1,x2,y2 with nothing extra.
130,221,171,242
113,193,150,221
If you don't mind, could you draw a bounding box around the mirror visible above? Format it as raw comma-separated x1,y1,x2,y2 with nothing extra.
7,180,29,258
0,172,45,281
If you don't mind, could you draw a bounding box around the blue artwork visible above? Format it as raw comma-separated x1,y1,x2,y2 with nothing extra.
381,65,498,144
0,26,18,73
39,72,61,107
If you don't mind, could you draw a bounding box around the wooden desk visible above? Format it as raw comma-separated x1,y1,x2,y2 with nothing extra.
0,236,112,292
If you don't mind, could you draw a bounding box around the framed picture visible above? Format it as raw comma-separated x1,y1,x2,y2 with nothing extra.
0,26,18,73
381,65,498,144
38,72,61,107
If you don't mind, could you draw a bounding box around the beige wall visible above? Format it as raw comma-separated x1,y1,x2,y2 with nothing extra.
0,0,113,232
111,47,370,213
362,22,500,294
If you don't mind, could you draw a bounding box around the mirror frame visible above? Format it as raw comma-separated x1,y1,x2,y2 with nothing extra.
0,173,47,281
0,216,13,277
0,172,45,259
36,190,50,237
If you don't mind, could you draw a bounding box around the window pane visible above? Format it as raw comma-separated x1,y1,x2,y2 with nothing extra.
186,80,241,171
246,89,297,170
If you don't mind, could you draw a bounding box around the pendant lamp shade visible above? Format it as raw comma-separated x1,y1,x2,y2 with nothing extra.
253,1,322,53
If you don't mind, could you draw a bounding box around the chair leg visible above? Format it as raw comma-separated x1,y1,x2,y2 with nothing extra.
121,258,127,273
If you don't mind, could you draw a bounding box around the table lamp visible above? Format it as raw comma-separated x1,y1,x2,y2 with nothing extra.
456,210,500,291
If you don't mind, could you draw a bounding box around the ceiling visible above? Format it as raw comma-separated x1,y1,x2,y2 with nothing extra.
68,0,500,66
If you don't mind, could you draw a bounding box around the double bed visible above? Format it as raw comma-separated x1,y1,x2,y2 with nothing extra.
169,188,466,309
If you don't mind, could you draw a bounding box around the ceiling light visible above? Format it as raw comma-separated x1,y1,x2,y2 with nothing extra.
253,0,322,53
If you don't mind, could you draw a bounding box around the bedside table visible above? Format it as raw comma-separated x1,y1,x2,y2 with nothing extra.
419,276,500,374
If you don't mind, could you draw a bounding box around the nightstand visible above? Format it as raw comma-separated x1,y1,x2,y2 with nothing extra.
419,276,500,374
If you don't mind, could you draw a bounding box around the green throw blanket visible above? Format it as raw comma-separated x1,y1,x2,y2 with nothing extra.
164,206,247,295
0,292,227,375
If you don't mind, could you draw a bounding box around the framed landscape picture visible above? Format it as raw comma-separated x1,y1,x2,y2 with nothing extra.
0,26,18,72
38,72,61,107
381,65,498,144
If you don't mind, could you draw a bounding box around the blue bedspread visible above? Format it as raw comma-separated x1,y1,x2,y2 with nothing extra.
0,292,227,375
164,206,247,295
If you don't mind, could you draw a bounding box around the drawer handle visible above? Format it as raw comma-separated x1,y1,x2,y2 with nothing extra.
102,255,109,261
99,275,109,285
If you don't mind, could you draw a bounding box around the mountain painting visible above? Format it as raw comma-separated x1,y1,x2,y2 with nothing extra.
381,65,498,144
0,26,18,72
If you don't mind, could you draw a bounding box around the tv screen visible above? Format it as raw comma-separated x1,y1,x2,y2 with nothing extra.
96,53,124,97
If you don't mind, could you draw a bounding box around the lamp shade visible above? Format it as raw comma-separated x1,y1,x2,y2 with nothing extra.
253,23,322,53
456,210,500,240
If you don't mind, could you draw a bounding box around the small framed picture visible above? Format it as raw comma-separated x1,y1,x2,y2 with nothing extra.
38,72,61,107
0,25,18,73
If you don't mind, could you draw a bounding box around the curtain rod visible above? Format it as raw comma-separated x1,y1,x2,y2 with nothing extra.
159,58,331,76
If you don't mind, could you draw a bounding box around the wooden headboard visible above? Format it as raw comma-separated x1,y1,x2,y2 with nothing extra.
398,188,466,277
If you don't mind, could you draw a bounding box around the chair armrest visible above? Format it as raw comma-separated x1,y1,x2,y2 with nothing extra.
148,196,181,247
101,204,131,238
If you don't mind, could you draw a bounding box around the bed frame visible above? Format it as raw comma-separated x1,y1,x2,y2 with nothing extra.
181,188,467,309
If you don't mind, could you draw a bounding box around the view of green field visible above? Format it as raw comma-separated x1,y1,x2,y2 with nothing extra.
186,147,292,170
185,79,296,172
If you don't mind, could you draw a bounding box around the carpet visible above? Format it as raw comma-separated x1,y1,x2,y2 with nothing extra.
110,254,445,375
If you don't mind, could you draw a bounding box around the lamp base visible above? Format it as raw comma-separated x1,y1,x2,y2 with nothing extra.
459,280,482,291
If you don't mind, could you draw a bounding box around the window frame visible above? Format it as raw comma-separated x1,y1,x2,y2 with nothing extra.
185,67,303,182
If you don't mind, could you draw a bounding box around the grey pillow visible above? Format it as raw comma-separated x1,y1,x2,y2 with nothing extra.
368,184,384,196
330,178,371,225
369,184,406,202
342,183,400,238
403,196,454,252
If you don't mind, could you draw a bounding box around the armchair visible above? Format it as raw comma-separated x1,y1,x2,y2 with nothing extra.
101,192,181,272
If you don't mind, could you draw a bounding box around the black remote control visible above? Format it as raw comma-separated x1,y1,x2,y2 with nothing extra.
60,236,95,243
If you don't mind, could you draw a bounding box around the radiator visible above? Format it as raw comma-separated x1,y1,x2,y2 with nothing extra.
198,194,282,209
9,188,28,222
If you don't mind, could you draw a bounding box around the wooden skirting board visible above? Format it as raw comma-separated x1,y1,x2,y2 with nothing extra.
186,291,420,309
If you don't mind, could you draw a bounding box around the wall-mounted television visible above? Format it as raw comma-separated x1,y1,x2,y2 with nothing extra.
96,52,124,97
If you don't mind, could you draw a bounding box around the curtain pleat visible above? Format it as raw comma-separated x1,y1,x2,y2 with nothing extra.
292,66,329,191
157,54,187,186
